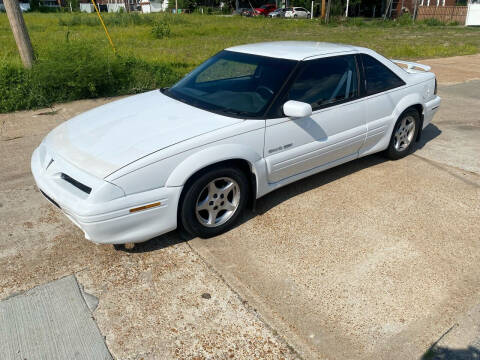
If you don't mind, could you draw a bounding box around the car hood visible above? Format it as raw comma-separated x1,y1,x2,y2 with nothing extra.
45,90,242,179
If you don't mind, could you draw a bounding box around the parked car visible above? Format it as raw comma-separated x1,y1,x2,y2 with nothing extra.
284,7,310,18
233,7,250,15
268,7,288,17
254,3,276,16
32,41,440,247
241,8,254,16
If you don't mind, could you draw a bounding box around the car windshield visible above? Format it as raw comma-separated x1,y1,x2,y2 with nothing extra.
285,7,292,11
260,4,269,8
164,50,297,118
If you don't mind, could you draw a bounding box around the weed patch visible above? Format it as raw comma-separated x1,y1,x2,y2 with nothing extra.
151,20,171,39
0,13,479,112
0,42,185,112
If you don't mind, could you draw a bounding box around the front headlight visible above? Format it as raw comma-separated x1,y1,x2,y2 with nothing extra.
90,181,125,202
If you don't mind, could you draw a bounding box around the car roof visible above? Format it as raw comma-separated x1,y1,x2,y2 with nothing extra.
226,41,361,61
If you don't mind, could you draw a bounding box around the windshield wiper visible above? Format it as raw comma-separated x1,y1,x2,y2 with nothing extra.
221,108,252,116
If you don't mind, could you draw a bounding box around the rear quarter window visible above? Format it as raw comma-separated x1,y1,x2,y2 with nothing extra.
361,54,405,96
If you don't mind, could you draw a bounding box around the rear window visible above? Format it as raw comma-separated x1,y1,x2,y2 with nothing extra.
361,54,405,95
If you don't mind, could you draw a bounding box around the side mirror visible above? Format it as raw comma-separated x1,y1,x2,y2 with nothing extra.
283,100,312,118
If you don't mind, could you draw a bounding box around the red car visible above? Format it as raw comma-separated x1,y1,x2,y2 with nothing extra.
254,4,277,16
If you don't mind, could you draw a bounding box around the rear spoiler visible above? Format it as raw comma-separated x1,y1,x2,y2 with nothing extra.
390,59,431,72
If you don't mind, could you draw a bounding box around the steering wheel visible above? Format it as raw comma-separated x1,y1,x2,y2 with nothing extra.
256,85,274,99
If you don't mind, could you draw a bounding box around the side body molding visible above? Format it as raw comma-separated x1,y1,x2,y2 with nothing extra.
165,144,263,188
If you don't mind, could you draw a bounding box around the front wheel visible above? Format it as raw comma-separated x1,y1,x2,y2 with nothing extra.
385,109,420,160
180,167,250,238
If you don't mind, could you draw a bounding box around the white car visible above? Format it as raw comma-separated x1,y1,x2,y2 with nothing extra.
284,7,310,18
31,41,441,247
268,8,288,17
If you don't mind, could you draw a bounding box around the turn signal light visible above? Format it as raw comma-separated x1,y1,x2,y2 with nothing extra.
129,202,161,213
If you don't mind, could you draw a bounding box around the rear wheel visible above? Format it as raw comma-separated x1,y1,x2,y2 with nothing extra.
180,167,249,238
385,108,420,160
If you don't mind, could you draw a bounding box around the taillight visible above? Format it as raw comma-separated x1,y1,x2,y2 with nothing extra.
434,77,437,95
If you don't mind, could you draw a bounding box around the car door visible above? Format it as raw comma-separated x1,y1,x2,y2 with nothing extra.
264,54,367,183
357,54,407,155
299,8,308,17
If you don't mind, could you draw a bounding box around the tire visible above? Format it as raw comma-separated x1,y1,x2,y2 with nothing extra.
180,166,250,238
385,108,420,160
294,14,298,17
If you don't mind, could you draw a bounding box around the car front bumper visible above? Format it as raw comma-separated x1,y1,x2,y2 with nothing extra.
31,147,182,244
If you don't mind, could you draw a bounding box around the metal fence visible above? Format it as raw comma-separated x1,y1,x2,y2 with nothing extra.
417,5,468,23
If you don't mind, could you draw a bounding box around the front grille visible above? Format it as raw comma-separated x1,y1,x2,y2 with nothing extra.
61,173,92,194
40,190,61,209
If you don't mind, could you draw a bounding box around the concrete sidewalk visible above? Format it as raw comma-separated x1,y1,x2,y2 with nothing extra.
0,276,111,360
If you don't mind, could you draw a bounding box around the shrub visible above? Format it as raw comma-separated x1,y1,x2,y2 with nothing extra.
106,12,155,26
446,20,460,26
396,13,413,26
151,20,171,39
57,12,157,27
419,18,445,26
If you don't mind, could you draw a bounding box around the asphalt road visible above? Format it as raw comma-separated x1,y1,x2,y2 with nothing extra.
0,55,479,360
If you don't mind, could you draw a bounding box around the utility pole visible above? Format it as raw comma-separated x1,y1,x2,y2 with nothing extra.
321,0,326,18
3,0,34,68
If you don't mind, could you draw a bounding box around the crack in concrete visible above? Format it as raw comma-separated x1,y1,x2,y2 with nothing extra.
413,154,480,188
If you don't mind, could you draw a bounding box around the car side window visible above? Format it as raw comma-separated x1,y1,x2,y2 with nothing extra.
286,55,359,110
361,54,405,95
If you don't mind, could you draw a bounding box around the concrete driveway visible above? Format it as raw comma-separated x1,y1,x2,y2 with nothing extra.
0,55,479,359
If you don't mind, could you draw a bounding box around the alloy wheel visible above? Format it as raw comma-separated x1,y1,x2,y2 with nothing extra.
195,177,240,228
394,115,416,151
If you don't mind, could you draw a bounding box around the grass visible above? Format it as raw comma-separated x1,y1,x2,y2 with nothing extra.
1,12,479,112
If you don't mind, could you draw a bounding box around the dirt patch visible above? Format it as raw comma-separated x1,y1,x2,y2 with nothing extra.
421,54,480,85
